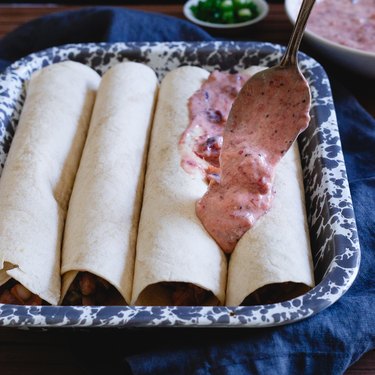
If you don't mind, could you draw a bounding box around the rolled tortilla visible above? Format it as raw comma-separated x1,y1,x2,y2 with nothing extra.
226,143,315,306
60,62,158,305
133,65,314,307
0,61,100,305
131,66,228,306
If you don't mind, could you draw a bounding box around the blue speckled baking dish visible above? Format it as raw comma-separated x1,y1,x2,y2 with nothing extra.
0,42,360,328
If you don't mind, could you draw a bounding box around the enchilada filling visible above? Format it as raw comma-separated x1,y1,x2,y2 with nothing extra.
160,282,214,306
242,282,311,306
62,272,125,306
0,279,45,305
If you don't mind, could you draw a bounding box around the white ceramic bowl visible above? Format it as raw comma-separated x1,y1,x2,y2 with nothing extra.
183,0,269,30
285,0,375,79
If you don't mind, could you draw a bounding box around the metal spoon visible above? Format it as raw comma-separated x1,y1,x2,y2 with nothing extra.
196,0,316,253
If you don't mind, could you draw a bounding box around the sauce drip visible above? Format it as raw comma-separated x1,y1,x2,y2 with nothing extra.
180,69,310,254
179,71,249,181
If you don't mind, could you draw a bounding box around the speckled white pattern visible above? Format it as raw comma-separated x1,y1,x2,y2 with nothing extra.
0,42,360,328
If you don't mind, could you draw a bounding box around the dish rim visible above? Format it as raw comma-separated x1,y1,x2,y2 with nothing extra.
0,41,361,328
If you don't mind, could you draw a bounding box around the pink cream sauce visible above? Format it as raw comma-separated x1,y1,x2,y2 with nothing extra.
179,70,309,254
179,71,248,180
307,0,375,53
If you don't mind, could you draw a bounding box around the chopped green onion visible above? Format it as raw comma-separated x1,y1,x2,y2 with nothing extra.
237,8,252,21
190,0,260,24
234,0,252,10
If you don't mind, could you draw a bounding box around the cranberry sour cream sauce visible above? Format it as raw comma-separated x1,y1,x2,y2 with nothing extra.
180,68,310,254
179,71,249,179
307,0,375,53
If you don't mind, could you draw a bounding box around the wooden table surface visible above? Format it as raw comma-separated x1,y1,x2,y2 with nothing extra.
0,3,374,374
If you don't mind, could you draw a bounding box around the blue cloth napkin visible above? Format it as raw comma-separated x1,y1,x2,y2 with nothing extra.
0,6,374,375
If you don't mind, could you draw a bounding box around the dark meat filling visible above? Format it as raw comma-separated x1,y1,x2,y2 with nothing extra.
161,282,213,306
241,282,311,306
0,279,46,305
62,271,125,306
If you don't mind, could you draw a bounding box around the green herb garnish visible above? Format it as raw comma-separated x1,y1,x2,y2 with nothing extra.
190,0,260,24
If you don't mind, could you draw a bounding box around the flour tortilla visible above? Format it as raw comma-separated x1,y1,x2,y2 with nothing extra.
133,65,314,306
60,62,158,304
131,66,228,306
226,143,315,306
0,61,100,305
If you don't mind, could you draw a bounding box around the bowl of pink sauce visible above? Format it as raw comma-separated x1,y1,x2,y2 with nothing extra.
285,0,375,78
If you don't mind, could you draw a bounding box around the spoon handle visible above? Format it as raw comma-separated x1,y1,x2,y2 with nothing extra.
280,0,316,67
